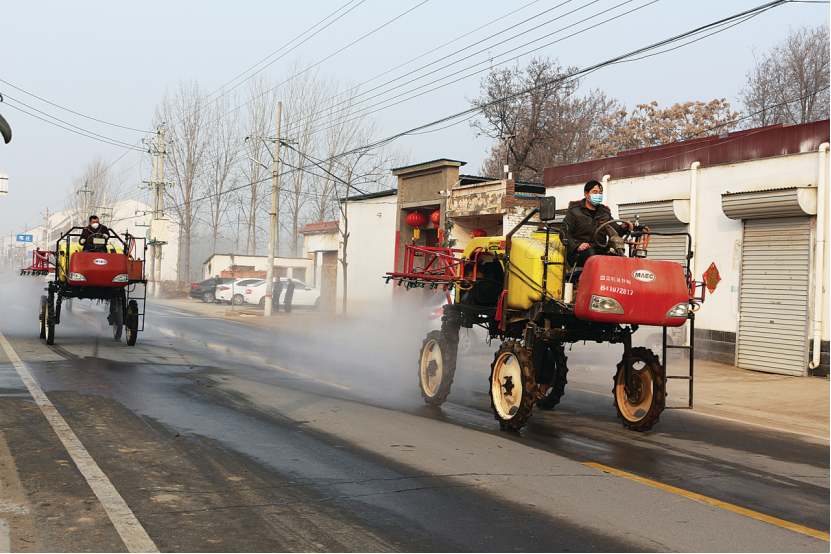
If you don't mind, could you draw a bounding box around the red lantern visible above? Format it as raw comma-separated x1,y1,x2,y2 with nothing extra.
430,210,441,225
406,211,427,239
470,228,487,238
406,212,427,228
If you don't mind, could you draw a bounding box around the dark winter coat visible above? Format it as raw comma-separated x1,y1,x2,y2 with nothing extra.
562,199,623,254
283,280,295,307
79,224,111,251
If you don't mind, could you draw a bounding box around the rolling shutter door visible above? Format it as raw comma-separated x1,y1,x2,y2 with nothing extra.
644,225,687,265
737,217,811,375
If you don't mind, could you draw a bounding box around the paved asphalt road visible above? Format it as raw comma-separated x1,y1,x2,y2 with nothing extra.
0,277,827,552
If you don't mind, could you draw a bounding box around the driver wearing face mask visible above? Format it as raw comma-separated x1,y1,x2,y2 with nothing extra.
562,180,631,267
79,215,111,252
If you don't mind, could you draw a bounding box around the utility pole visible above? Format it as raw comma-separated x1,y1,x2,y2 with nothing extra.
44,209,49,250
77,182,92,222
147,129,160,297
264,102,282,317
156,125,167,298
502,134,515,180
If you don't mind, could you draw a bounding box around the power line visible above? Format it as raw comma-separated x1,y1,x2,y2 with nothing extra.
293,0,657,140
213,0,432,126
279,0,573,136
0,78,146,133
1,101,145,151
202,0,368,105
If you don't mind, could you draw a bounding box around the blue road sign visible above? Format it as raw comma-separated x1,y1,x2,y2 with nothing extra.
16,234,33,243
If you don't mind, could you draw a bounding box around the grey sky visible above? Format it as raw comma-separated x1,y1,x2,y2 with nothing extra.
1,0,827,237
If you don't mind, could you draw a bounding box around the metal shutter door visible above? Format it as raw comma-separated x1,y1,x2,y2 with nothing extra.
645,225,688,265
737,217,811,375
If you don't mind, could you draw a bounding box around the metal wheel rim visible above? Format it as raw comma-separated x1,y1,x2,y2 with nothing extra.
419,339,443,397
491,351,522,420
233,294,243,305
615,362,654,422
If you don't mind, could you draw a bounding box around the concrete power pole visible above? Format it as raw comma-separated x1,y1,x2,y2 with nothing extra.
148,129,160,297
44,209,49,250
155,125,166,299
77,182,92,223
264,102,282,317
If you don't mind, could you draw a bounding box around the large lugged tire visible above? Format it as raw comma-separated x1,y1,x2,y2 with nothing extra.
536,343,569,410
45,293,56,345
613,347,665,432
39,296,47,339
111,300,123,341
418,330,458,406
489,341,535,430
125,300,139,346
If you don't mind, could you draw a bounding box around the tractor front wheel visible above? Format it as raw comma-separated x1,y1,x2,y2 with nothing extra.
613,347,664,432
45,293,56,345
39,296,47,339
418,330,457,406
111,300,123,341
126,300,139,346
489,341,535,430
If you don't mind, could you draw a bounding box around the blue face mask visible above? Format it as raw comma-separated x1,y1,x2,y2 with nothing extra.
589,193,603,206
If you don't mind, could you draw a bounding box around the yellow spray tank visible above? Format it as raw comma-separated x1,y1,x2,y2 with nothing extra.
506,231,565,310
456,232,565,310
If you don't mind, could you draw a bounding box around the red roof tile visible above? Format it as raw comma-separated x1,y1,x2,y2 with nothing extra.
299,221,339,234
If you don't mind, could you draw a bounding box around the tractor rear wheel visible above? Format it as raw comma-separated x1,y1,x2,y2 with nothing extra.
126,300,139,346
536,343,569,410
489,341,535,430
39,296,47,339
418,330,457,406
613,347,664,432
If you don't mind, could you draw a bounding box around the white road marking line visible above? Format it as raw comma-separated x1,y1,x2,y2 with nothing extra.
0,518,9,553
0,332,158,553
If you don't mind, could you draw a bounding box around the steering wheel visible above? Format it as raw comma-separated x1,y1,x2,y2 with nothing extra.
84,232,109,253
593,219,631,249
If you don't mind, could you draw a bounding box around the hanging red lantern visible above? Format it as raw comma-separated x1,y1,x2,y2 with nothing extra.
470,228,487,238
430,210,441,225
406,211,427,239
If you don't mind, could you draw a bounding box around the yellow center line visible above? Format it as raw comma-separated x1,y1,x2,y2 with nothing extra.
264,363,351,390
583,462,829,542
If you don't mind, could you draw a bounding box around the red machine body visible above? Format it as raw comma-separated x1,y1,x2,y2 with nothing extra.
574,256,689,327
68,252,129,287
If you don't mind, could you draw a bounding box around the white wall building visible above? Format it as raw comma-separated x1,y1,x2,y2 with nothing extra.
545,120,830,377
1,198,180,281
202,253,314,283
336,190,398,317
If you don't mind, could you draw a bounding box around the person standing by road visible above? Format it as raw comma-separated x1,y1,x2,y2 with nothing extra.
283,278,295,313
272,278,283,314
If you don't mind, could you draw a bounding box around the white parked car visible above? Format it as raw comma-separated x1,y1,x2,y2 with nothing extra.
243,278,321,310
216,278,264,305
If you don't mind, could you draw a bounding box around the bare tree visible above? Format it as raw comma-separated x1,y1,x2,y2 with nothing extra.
307,81,365,224
240,75,279,256
590,99,742,158
65,154,128,230
280,59,329,257
470,57,618,182
203,90,241,256
156,80,210,283
739,24,830,128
